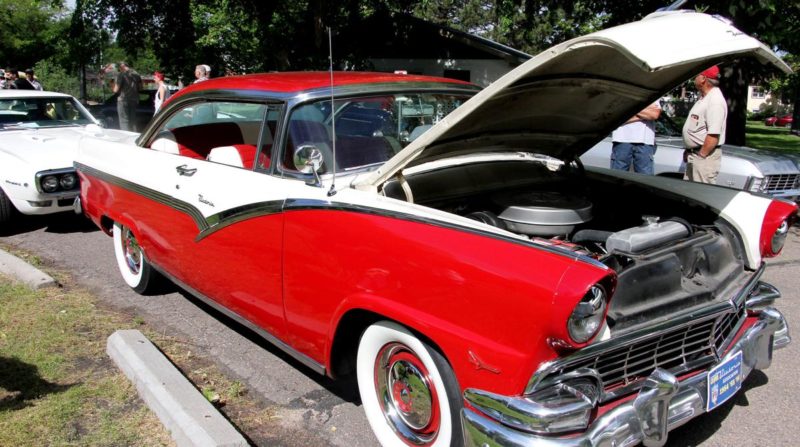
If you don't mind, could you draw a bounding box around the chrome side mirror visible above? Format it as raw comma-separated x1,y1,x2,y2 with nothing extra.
293,144,324,187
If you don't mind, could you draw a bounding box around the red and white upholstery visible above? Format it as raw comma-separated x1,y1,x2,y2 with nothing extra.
207,144,258,169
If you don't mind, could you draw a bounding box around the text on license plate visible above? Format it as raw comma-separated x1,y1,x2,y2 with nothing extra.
707,351,743,411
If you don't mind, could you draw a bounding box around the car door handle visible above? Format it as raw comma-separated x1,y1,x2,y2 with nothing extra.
176,164,197,176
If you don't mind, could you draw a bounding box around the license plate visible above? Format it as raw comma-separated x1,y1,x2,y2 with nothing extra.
707,351,743,411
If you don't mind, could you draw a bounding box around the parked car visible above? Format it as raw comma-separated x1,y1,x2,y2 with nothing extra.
75,12,796,447
765,114,793,127
582,113,800,201
88,88,177,131
0,90,136,224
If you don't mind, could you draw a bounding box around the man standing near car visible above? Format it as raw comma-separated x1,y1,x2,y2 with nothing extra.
113,62,142,131
683,66,727,184
194,64,210,83
610,101,661,174
25,69,43,91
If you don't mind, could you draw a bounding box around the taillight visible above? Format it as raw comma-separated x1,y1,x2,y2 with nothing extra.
759,200,798,257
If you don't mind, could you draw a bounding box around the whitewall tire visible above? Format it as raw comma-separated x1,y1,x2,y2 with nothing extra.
357,321,463,447
0,188,14,224
112,222,160,294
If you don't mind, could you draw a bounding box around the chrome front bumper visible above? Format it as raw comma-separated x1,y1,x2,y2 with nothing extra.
462,307,790,447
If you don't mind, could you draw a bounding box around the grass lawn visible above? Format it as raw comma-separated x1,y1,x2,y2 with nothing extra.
0,244,287,446
746,121,800,154
0,274,174,446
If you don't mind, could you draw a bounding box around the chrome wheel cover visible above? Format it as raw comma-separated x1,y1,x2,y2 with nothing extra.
121,227,142,275
375,342,440,445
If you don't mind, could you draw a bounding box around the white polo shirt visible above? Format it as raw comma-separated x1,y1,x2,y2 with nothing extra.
682,87,727,149
612,101,661,145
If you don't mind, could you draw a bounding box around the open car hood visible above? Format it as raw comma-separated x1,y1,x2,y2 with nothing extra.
356,11,790,190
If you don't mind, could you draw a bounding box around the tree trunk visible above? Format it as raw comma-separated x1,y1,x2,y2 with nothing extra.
721,64,748,146
792,87,800,136
79,64,86,103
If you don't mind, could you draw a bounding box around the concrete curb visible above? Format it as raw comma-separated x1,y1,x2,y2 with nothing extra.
107,329,249,447
0,249,57,289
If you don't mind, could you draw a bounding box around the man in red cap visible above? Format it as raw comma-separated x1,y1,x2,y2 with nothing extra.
682,65,727,184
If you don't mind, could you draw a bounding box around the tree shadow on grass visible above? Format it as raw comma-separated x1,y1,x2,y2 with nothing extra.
745,126,790,136
0,356,74,411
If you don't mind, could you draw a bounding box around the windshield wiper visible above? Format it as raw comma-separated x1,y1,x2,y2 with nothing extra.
38,120,83,128
0,122,28,130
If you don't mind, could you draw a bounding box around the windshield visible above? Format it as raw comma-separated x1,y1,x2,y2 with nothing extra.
0,97,94,130
285,92,471,173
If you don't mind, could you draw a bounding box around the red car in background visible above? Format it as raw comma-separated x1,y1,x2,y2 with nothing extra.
765,114,793,127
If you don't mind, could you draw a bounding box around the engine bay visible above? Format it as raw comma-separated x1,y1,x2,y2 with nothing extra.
466,188,745,332
384,155,749,332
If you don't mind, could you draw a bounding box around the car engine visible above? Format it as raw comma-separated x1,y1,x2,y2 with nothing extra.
463,189,743,333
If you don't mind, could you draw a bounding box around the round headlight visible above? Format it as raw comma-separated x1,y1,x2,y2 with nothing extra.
568,285,607,344
41,175,59,192
59,173,77,190
771,220,789,254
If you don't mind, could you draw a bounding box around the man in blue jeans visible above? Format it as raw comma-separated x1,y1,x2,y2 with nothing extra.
611,100,662,174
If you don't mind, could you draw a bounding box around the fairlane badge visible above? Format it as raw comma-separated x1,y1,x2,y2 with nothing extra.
4,180,22,187
198,194,215,207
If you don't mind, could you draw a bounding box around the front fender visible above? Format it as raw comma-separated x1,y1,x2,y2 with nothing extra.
308,211,615,396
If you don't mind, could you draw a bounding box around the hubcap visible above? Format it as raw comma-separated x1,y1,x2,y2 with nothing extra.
375,342,440,445
121,227,142,275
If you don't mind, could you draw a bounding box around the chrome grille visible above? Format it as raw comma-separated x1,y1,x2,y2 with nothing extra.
714,307,746,351
554,309,746,396
764,174,800,193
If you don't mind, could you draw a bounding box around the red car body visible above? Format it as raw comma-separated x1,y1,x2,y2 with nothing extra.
74,12,796,447
765,114,793,127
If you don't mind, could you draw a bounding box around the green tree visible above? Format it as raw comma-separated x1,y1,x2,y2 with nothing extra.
583,0,800,144
413,1,611,55
0,0,71,71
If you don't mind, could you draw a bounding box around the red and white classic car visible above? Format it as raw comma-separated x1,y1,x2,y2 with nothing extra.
76,12,795,447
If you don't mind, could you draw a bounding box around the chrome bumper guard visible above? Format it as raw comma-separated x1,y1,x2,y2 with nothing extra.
462,307,790,447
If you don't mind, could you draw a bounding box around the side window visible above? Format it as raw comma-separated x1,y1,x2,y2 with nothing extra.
148,101,271,170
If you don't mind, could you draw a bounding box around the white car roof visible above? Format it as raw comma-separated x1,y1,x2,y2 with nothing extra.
0,90,73,99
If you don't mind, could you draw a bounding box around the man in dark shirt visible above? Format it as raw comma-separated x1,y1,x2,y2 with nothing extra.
6,69,35,90
113,62,142,131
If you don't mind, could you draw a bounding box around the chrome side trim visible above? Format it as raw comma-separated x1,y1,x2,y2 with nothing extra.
77,163,609,268
76,162,209,231
76,162,286,240
525,264,765,395
284,198,609,270
150,262,326,376
463,307,789,447
197,201,285,240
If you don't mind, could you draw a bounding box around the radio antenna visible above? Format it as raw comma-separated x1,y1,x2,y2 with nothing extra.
327,26,337,197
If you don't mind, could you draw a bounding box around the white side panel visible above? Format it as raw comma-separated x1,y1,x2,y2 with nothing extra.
718,192,769,267
78,136,288,218
77,135,513,242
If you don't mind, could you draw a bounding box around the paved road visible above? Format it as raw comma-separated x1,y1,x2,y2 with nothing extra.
2,214,799,446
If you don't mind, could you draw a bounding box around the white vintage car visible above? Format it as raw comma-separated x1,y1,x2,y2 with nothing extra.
581,114,800,201
0,90,136,224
